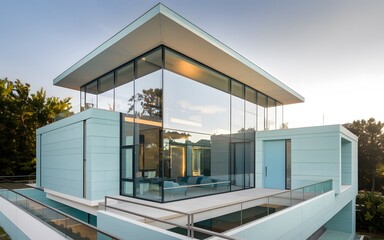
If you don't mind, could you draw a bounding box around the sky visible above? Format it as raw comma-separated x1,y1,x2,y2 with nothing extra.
1,0,384,128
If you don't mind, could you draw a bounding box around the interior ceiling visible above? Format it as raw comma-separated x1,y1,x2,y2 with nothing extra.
53,5,304,105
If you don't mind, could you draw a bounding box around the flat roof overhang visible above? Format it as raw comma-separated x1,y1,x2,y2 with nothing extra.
53,4,304,105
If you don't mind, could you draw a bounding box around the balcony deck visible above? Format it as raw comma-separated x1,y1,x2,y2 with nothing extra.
104,187,286,224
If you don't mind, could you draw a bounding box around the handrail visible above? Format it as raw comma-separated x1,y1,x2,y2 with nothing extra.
104,179,332,239
105,204,241,240
189,179,333,215
0,183,120,240
105,196,241,239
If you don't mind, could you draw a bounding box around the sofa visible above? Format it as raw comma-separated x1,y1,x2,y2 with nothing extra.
163,180,187,196
180,176,225,188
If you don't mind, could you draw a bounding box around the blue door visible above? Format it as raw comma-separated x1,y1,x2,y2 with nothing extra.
264,140,286,189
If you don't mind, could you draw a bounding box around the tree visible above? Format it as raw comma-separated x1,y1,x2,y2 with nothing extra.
128,88,162,118
0,78,72,176
344,118,384,192
356,191,384,234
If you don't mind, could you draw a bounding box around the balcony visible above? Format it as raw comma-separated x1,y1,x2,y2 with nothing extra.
100,180,333,239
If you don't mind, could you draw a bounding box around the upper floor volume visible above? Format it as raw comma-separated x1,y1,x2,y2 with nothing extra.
53,3,304,106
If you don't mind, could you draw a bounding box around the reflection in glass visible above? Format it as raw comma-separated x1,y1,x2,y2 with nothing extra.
165,48,230,93
245,86,257,132
80,87,85,111
257,93,267,131
73,46,285,201
134,70,162,120
267,98,276,130
231,81,245,134
276,102,283,129
163,70,230,135
115,63,134,114
137,48,162,78
85,80,97,109
163,129,230,201
135,124,161,200
98,72,114,111
122,116,134,146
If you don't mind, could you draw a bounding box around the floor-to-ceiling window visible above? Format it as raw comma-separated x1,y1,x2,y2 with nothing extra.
230,81,245,191
163,48,231,201
80,45,282,202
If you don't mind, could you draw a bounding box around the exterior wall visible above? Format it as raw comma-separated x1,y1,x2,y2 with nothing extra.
252,125,358,239
256,125,358,194
36,108,120,203
0,197,66,240
227,186,356,240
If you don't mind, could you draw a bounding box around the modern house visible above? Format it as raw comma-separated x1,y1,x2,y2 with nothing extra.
0,4,357,240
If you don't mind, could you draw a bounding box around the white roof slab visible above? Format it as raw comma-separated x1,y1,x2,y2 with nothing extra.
53,4,304,105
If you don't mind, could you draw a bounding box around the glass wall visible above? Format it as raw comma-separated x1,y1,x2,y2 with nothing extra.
276,101,283,129
267,98,276,130
80,45,283,202
98,72,114,111
257,93,267,131
230,81,245,190
115,62,134,114
85,80,97,109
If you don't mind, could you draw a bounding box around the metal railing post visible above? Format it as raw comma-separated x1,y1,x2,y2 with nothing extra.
240,203,243,226
191,214,194,239
187,214,191,238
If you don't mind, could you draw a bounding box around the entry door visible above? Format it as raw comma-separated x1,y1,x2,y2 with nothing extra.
264,140,285,189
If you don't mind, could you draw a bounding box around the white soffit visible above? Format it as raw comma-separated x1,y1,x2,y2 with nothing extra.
53,4,304,105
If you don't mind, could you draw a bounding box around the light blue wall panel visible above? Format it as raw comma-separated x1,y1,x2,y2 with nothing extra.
256,125,358,194
37,108,120,202
341,139,352,185
85,112,120,201
36,134,41,187
40,121,83,198
325,201,353,233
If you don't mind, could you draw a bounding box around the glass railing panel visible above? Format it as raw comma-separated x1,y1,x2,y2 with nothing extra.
241,197,269,224
291,188,305,205
303,185,315,200
0,182,118,240
268,191,292,210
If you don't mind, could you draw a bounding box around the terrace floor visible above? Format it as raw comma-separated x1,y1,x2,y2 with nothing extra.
104,187,287,224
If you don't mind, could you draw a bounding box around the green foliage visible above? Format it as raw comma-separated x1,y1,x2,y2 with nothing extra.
0,78,72,176
344,118,384,192
357,191,384,233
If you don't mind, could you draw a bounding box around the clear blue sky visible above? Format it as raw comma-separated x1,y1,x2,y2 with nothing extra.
1,0,383,128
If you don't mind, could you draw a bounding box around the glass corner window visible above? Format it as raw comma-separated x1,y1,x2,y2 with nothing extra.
85,80,98,109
